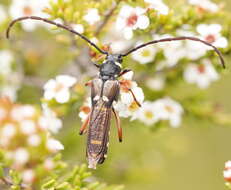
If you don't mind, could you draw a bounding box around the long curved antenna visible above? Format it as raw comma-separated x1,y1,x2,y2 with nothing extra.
6,16,108,55
121,36,226,68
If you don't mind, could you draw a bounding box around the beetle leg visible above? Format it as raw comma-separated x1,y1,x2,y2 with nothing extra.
112,108,122,142
85,80,92,87
128,89,141,107
79,114,90,135
118,69,132,77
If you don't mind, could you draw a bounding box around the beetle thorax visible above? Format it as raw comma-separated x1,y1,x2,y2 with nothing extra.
99,54,122,80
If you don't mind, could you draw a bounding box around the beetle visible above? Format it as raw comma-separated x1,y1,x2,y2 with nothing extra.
6,16,225,169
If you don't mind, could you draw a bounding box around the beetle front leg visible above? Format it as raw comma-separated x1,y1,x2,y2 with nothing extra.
79,114,90,135
118,69,132,77
85,80,92,87
128,89,141,107
112,108,122,142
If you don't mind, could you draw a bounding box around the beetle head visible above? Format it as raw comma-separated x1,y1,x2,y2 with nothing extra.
99,54,122,80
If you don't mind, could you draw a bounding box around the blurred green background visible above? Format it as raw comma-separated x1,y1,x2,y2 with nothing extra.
1,0,231,189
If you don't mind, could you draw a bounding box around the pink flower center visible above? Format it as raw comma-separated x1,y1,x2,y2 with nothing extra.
197,65,206,73
205,34,216,43
126,14,138,27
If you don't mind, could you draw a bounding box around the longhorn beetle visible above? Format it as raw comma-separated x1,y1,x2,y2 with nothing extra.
6,16,226,169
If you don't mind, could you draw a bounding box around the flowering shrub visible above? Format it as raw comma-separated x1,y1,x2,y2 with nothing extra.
1,0,231,189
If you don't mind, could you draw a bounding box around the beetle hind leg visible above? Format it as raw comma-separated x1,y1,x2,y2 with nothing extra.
79,114,90,135
112,108,122,142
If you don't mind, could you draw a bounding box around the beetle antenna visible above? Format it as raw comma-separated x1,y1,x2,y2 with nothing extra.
6,16,108,55
121,36,226,68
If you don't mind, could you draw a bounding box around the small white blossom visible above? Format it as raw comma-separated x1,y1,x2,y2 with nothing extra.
1,123,16,138
11,105,36,121
20,120,36,135
225,161,231,169
9,0,48,31
27,135,41,147
146,75,165,91
0,50,14,76
145,0,169,15
47,138,64,152
137,101,159,125
0,5,7,24
44,158,55,170
14,148,29,165
184,60,219,89
154,97,184,127
72,24,84,34
43,75,77,104
197,24,228,48
83,8,101,25
22,169,35,184
188,0,218,12
131,41,156,64
39,104,62,133
116,5,150,39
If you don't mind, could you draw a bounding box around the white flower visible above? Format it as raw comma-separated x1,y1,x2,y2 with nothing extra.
1,123,16,138
0,5,7,24
44,158,55,170
39,104,62,133
131,41,156,64
11,105,36,121
137,101,159,125
225,161,231,169
183,60,219,89
43,75,77,104
14,148,29,165
27,135,41,146
9,0,48,31
146,75,165,91
116,5,150,39
145,0,169,15
154,34,185,67
72,24,84,34
0,50,13,76
22,169,35,184
153,97,184,127
83,8,101,25
224,170,231,182
197,24,228,48
188,0,218,12
46,138,64,152
20,120,36,135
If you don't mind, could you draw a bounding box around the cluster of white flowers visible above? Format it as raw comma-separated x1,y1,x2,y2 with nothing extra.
188,0,219,12
224,161,231,183
43,75,77,104
0,50,22,101
0,98,64,184
9,0,49,31
114,71,144,119
135,97,183,127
